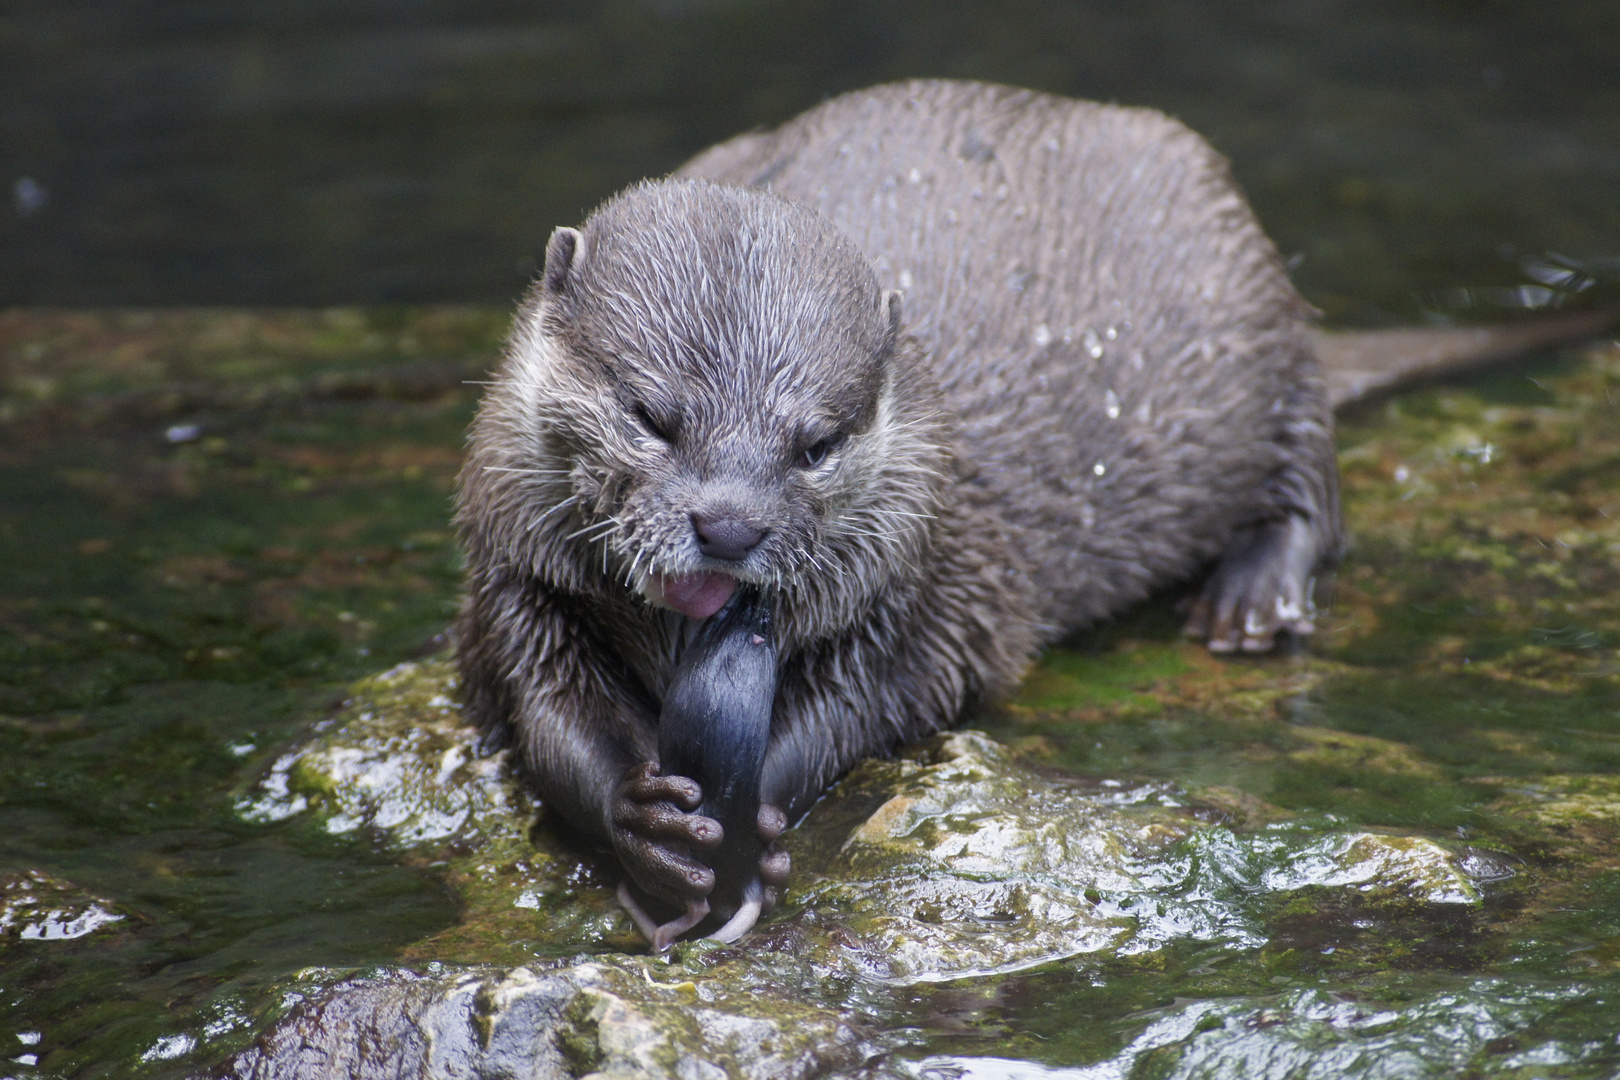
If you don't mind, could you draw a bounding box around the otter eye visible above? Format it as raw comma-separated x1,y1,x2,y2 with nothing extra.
633,403,674,443
798,432,845,469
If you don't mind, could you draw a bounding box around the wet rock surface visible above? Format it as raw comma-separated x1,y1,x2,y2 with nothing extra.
222,962,877,1080
222,666,1503,1076
909,977,1618,1080
0,870,124,944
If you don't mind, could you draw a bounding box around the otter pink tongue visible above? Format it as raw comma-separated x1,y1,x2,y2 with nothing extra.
650,571,737,620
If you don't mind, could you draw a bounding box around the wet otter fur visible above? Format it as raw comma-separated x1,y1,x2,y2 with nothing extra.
455,80,1598,947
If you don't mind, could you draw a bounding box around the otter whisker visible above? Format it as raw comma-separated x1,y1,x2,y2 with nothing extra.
481,466,575,477
564,517,619,543
522,494,581,533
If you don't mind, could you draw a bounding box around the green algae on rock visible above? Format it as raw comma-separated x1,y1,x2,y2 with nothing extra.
1477,774,1620,831
790,733,1481,985
236,658,526,849
0,308,508,425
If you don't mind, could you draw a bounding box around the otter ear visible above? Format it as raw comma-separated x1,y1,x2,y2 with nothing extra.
542,227,585,294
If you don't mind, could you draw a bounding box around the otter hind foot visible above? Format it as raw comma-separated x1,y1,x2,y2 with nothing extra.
1185,516,1321,653
617,882,711,951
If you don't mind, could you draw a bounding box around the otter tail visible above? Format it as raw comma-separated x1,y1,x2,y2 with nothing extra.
1314,309,1617,410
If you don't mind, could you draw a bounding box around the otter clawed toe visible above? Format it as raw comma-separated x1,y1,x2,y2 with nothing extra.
757,803,791,879
1187,516,1322,654
756,803,791,915
610,762,721,908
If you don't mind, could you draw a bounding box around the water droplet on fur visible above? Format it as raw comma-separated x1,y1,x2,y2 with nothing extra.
1045,137,1061,152
995,184,1009,201
1080,502,1096,528
1093,462,1107,477
1105,389,1121,419
908,168,922,184
1083,329,1104,359
1394,465,1410,482
899,269,914,289
1033,323,1053,347
1105,326,1118,340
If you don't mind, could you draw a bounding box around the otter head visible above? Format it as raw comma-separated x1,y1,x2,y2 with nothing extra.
462,179,950,644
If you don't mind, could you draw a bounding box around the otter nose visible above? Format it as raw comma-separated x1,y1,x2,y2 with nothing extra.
691,514,766,561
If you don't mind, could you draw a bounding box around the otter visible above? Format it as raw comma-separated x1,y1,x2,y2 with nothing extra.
453,80,1595,948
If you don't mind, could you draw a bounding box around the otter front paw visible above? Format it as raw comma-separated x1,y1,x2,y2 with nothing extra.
756,803,791,914
1186,516,1320,653
609,761,722,905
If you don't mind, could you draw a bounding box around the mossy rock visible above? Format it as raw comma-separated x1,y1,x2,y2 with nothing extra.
220,959,879,1080
238,668,1488,989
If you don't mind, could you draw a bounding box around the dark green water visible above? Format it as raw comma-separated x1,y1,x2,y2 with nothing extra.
0,311,505,1076
3,1,1619,322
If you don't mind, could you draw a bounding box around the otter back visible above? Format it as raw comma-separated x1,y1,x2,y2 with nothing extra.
680,79,1339,635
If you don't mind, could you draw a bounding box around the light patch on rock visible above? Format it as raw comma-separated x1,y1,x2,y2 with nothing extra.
0,870,124,943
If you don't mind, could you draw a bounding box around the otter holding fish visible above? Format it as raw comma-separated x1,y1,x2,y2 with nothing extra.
453,80,1603,947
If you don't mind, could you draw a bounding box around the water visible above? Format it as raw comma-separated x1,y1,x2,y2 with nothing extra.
2,2,1618,321
0,309,505,1076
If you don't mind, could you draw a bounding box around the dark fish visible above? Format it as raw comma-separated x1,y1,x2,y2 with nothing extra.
628,586,777,949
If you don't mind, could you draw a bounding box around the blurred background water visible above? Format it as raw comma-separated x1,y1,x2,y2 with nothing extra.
2,0,1617,322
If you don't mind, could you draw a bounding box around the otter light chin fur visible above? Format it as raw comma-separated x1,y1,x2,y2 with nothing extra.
456,80,1347,948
